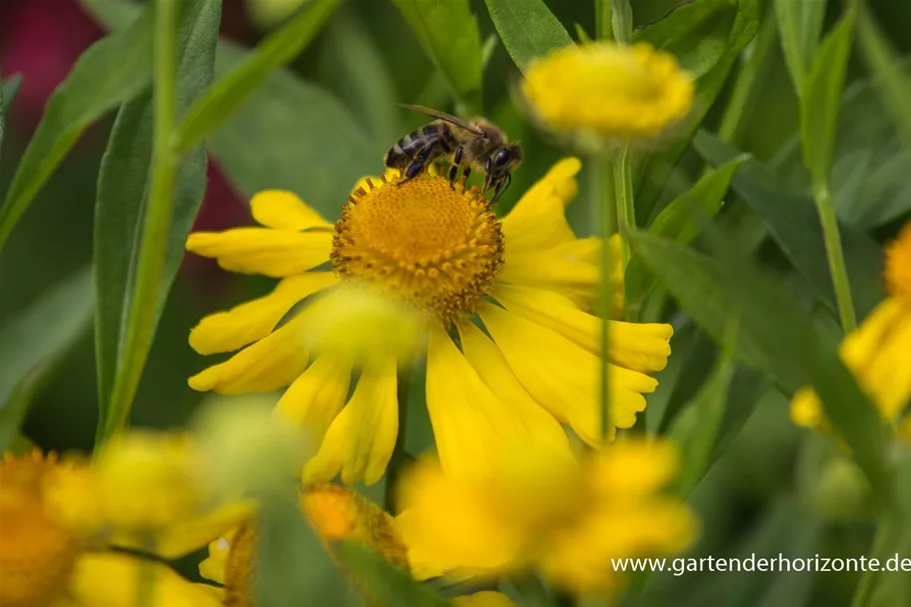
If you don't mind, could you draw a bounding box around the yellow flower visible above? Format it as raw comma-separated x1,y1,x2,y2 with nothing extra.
0,451,225,607
186,159,674,485
520,43,694,143
200,482,408,606
790,221,911,437
394,440,697,594
453,591,518,606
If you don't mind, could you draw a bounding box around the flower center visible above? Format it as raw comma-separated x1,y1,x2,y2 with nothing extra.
0,454,77,607
331,174,504,324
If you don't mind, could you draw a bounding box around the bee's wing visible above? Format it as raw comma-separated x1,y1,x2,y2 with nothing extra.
400,104,487,137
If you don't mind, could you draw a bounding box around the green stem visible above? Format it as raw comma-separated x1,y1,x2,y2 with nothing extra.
591,154,615,441
612,141,634,270
98,0,178,443
596,0,613,41
813,182,857,333
850,513,896,607
384,362,413,514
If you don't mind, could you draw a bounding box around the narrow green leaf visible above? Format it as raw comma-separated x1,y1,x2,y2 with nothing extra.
483,0,572,73
672,322,738,495
1,75,23,112
0,268,94,450
574,23,593,43
693,131,884,320
774,0,826,93
654,326,718,435
0,10,153,253
209,42,380,218
389,0,483,113
630,230,890,498
856,1,911,146
319,10,402,145
173,0,342,152
0,71,6,167
633,0,736,79
800,6,855,192
94,0,221,433
635,0,760,219
336,542,452,607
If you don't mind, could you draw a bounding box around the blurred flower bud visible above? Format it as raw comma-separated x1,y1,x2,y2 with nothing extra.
811,457,874,521
245,0,307,30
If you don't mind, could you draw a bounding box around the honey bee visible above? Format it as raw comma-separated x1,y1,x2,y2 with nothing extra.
384,104,523,205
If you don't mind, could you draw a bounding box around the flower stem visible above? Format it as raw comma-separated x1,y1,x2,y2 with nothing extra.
596,0,613,41
384,362,413,513
591,154,615,442
98,0,178,443
813,182,857,333
613,141,634,270
850,512,896,607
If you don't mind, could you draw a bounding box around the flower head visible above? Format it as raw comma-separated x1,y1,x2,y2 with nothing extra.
394,440,697,594
520,43,694,147
186,159,673,486
791,220,911,436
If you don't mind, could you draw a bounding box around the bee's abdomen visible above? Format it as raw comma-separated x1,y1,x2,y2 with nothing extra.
384,122,455,168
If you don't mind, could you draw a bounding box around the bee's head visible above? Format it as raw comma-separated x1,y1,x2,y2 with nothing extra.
489,143,523,179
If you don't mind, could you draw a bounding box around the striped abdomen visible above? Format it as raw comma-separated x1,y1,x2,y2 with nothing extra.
384,121,458,169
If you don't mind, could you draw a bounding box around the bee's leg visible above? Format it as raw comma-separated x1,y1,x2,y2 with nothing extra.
399,142,437,186
448,146,464,189
489,173,512,205
461,166,472,184
482,159,493,193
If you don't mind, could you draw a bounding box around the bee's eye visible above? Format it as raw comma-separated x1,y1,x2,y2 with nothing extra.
493,148,512,167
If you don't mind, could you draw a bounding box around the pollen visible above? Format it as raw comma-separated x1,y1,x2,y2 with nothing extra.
0,452,77,607
331,174,504,324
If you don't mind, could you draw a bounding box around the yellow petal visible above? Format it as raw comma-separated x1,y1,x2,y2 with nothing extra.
499,249,599,310
501,158,581,254
588,439,681,497
395,460,524,575
186,228,331,276
494,284,671,373
69,553,223,607
152,501,255,560
188,315,309,394
303,358,398,486
453,591,519,607
478,303,656,445
790,387,825,429
275,354,353,443
425,324,572,480
189,273,338,355
198,535,233,584
250,190,333,231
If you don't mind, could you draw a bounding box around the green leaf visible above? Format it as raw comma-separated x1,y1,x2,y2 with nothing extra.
79,0,143,31
635,0,760,219
693,131,885,320
94,0,221,434
389,0,483,114
629,230,890,498
774,0,826,93
653,325,718,435
633,0,737,79
318,10,402,145
172,0,343,152
0,268,94,451
1,74,23,112
800,6,855,193
574,23,593,43
856,1,911,147
209,42,381,218
483,0,572,73
336,542,452,607
0,8,153,253
626,154,747,315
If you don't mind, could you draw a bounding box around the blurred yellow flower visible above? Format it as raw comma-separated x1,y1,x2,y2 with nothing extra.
453,591,518,606
200,482,408,606
394,440,697,594
0,450,224,607
790,221,911,437
520,43,694,144
186,159,673,486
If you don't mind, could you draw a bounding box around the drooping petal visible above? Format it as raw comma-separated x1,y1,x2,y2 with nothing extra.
189,273,338,355
69,553,223,607
188,315,310,394
493,284,672,373
250,190,333,231
425,324,572,480
275,354,353,444
501,158,581,254
186,228,331,277
478,303,656,445
303,358,398,486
